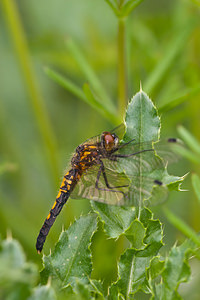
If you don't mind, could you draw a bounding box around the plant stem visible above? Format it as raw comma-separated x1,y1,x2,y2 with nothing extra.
118,17,127,118
1,0,59,186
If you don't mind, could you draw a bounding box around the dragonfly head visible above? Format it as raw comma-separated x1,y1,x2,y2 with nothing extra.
101,132,119,151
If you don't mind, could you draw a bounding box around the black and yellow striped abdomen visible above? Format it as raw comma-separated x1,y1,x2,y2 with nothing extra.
36,168,79,253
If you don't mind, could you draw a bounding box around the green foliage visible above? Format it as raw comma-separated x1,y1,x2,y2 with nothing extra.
35,91,193,299
104,0,145,18
0,237,38,299
1,0,200,299
40,214,98,287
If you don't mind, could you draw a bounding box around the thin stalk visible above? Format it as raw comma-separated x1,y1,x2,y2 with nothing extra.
118,17,127,118
1,0,59,186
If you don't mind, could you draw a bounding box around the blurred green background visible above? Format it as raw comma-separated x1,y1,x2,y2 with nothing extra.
0,0,200,297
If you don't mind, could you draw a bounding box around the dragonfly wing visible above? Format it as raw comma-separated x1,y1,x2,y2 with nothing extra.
70,165,129,205
103,138,182,175
70,165,167,207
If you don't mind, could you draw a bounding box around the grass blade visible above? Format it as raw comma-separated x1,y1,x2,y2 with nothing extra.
163,207,200,247
1,0,59,184
192,173,200,205
66,39,116,113
144,21,196,94
158,85,200,113
177,125,200,156
45,67,119,123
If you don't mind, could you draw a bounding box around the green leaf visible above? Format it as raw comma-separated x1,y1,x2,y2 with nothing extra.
151,242,191,300
147,256,165,280
28,285,56,300
122,91,184,208
92,90,184,232
123,90,160,143
192,173,200,204
124,219,146,249
71,278,105,299
91,202,135,238
40,214,98,288
0,237,38,300
112,208,163,298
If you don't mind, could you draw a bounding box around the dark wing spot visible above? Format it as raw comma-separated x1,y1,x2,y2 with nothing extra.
154,180,163,186
168,138,177,143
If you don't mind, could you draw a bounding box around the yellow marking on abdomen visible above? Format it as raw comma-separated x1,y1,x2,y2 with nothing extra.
47,200,57,220
57,190,61,198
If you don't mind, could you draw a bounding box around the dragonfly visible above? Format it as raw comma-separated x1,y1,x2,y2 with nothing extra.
36,126,178,253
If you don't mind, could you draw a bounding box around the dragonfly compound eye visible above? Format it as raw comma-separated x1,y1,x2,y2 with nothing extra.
102,132,119,151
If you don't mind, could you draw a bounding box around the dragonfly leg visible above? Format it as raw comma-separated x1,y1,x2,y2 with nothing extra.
95,161,129,196
113,148,153,158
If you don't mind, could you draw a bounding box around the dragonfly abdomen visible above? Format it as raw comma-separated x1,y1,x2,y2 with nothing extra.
36,168,79,253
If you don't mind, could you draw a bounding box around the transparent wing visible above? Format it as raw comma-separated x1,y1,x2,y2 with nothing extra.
103,138,182,175
70,165,168,207
71,165,129,206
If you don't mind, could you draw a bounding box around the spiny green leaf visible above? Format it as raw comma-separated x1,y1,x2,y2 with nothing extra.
124,219,146,249
28,285,56,300
150,238,197,300
91,202,135,238
40,214,98,288
155,244,191,300
71,278,105,300
147,256,165,280
123,91,184,207
112,208,163,298
123,90,160,143
0,238,38,300
92,90,184,233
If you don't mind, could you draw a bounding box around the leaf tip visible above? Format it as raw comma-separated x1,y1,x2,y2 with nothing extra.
6,229,12,241
140,80,143,92
47,276,52,287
